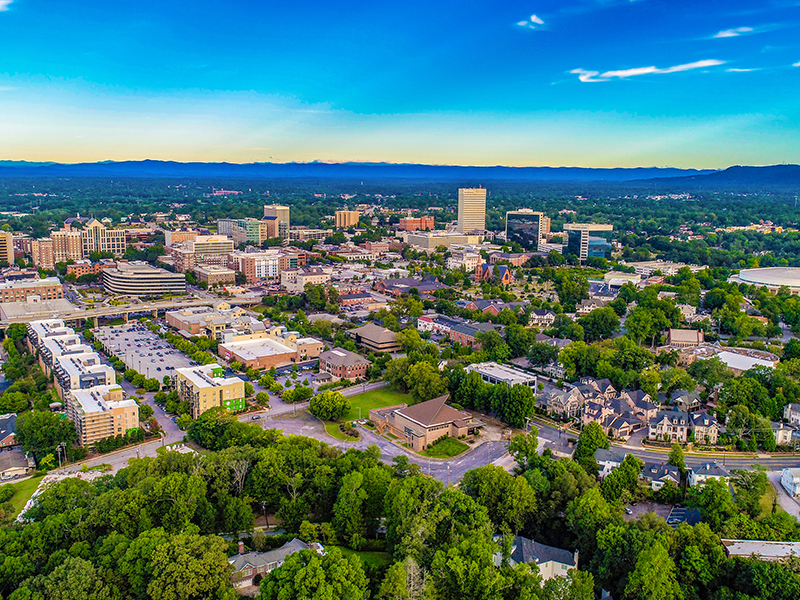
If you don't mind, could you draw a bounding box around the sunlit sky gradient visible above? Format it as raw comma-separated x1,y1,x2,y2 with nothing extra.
1,0,799,168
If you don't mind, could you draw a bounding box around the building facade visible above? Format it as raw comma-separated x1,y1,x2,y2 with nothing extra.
66,385,139,446
457,188,487,233
505,210,550,251
563,223,614,262
175,363,246,419
334,210,360,228
102,262,187,296
318,348,371,381
263,204,290,238
0,277,63,303
398,216,435,231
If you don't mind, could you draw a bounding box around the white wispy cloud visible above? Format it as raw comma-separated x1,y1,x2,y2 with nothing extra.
793,61,800,67
714,26,754,38
516,14,545,30
726,68,757,72
570,59,725,82
0,1,13,12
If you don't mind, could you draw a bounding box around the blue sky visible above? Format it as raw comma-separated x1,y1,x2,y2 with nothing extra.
0,0,799,167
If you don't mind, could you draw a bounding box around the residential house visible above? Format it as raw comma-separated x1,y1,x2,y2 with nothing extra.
542,387,586,419
0,414,18,448
640,462,681,491
688,461,730,487
578,377,617,399
781,468,800,497
529,309,556,328
771,422,794,446
370,394,482,452
784,403,800,426
0,450,35,480
595,448,627,478
228,539,323,588
576,298,608,315
669,389,702,413
649,409,690,443
492,535,578,581
689,411,720,445
318,348,371,382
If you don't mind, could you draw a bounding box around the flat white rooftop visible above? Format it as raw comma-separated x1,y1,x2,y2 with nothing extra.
466,361,537,386
176,363,243,389
71,385,135,414
220,337,296,360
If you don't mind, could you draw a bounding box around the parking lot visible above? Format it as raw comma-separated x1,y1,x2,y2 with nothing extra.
94,322,194,378
665,504,702,528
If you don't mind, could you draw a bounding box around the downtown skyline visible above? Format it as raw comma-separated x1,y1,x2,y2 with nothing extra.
1,0,799,168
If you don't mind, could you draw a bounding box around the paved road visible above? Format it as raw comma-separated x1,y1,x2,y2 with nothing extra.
767,471,800,519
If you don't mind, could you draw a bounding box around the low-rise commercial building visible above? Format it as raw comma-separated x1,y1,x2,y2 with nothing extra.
667,329,705,348
194,265,236,286
103,262,187,297
281,267,330,293
370,394,482,452
218,329,322,369
348,322,400,352
0,277,63,303
318,348,371,381
66,259,118,278
175,363,246,419
465,362,537,388
66,385,139,446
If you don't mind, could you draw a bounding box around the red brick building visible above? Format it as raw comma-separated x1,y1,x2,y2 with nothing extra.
398,216,435,231
318,348,371,382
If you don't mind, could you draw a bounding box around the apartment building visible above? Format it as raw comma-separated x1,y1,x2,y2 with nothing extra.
335,210,360,229
67,385,139,446
39,335,93,376
175,363,245,419
227,248,307,283
164,229,199,246
288,227,332,242
0,277,64,303
51,226,84,263
29,239,55,270
53,351,116,399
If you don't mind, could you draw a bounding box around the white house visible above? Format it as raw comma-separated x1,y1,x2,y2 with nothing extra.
784,403,800,426
595,448,627,479
688,461,730,487
781,468,800,497
492,535,577,581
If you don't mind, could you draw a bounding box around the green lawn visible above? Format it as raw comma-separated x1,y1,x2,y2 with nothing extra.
761,479,786,517
5,475,44,518
420,437,470,458
344,388,410,422
333,546,392,569
324,421,360,442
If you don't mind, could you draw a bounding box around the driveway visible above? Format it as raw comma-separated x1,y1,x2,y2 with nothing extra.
767,471,800,519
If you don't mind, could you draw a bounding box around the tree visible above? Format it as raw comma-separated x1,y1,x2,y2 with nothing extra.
574,421,609,475
396,328,425,352
668,443,686,473
579,307,620,343
501,384,536,428
15,410,78,463
430,536,513,600
309,390,350,421
377,560,411,600
176,414,193,430
13,556,115,600
527,343,559,367
147,533,236,600
333,471,368,544
542,570,595,600
624,541,682,600
139,404,154,421
404,361,447,403
509,428,542,472
260,548,368,600
244,382,255,397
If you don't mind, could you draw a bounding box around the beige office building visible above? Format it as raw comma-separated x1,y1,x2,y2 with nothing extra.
66,385,139,446
335,210,360,229
457,188,487,233
81,219,127,257
263,204,291,238
0,232,14,266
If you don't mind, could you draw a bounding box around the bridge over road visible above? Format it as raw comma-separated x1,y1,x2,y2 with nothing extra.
0,296,262,330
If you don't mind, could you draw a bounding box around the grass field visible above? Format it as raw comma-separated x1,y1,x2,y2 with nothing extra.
333,546,392,569
420,437,470,458
325,421,360,442
761,478,785,516
344,388,410,422
5,475,44,518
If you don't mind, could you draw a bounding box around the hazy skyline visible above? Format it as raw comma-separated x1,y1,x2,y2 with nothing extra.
1,0,799,168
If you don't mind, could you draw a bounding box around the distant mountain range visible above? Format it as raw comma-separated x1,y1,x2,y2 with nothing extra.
0,159,797,185
0,159,716,182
